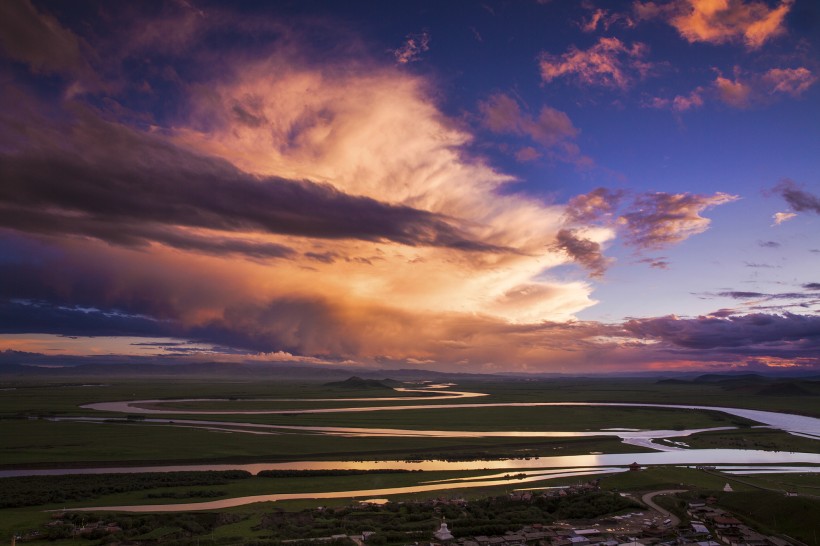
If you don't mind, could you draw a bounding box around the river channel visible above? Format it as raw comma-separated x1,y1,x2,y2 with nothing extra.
7,386,820,511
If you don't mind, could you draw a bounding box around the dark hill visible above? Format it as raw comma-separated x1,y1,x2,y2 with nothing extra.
693,373,767,383
324,376,396,389
756,382,816,397
656,378,691,385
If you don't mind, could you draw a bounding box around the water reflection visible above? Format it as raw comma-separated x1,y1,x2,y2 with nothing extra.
81,395,820,439
6,449,819,479
67,468,628,513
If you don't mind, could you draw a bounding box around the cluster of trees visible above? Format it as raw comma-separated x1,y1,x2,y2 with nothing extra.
0,470,251,508
252,491,640,542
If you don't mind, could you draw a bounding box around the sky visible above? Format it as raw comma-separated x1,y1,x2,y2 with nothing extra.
1,0,819,374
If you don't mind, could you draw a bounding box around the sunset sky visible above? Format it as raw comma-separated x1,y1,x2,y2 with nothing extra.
1,0,819,373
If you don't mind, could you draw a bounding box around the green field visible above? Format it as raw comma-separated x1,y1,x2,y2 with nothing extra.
1,377,818,468
0,419,648,467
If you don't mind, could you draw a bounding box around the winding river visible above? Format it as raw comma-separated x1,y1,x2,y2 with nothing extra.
6,385,820,511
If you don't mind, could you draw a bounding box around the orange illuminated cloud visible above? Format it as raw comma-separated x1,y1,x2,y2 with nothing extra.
635,0,793,49
539,37,652,89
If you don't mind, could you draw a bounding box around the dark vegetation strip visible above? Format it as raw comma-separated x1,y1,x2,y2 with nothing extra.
0,471,252,508
0,436,638,470
0,469,424,508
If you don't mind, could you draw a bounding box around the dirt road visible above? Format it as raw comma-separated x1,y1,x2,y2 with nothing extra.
641,489,686,527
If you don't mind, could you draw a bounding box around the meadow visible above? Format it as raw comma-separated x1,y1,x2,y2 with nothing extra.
1,376,819,469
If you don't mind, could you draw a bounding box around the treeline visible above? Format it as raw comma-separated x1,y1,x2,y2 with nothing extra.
257,469,415,478
0,470,251,508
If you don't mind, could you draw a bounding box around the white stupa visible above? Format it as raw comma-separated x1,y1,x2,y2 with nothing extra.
434,520,454,541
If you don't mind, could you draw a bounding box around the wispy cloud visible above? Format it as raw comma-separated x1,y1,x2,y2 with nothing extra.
763,67,817,97
477,93,589,164
580,8,634,33
392,31,431,64
618,192,739,249
772,212,796,225
647,87,705,112
539,37,652,89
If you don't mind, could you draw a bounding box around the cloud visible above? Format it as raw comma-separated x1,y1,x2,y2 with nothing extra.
0,300,170,338
775,179,820,214
0,105,507,255
647,87,705,112
636,257,670,269
651,67,814,112
515,147,541,162
0,10,625,371
552,229,613,278
635,0,793,49
758,240,781,248
715,74,753,107
763,67,818,97
805,283,820,291
619,192,739,249
478,93,586,164
564,188,625,224
559,188,736,269
771,212,796,225
392,31,430,64
0,0,97,87
581,8,635,33
539,37,652,89
625,312,820,354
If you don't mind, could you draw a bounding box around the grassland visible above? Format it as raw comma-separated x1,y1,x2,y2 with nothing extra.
1,376,817,468
134,404,755,431
0,419,647,467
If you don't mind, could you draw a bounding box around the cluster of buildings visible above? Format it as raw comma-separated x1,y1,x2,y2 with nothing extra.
418,497,795,546
685,502,791,546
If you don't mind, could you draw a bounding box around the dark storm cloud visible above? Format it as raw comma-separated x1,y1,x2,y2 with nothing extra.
0,106,503,255
776,179,820,214
552,229,612,277
0,208,297,260
0,0,96,83
0,300,171,338
805,283,820,290
625,312,820,351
